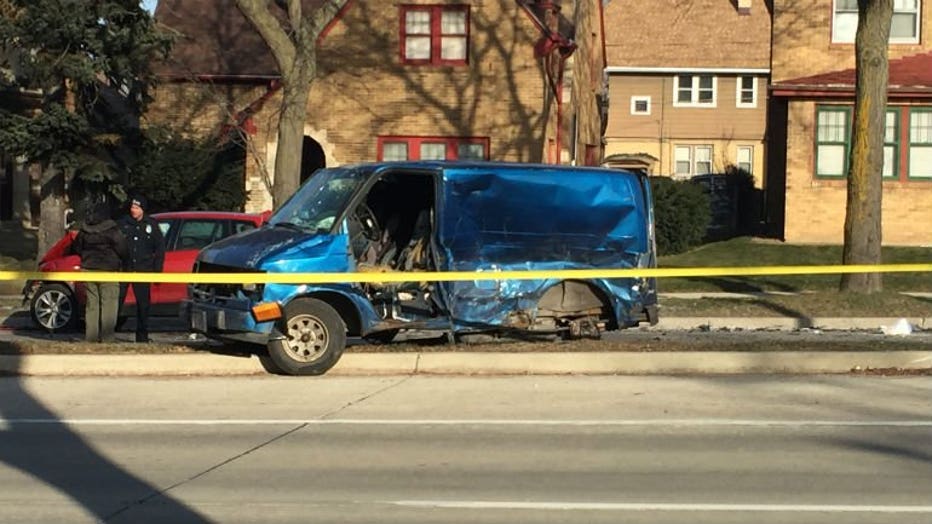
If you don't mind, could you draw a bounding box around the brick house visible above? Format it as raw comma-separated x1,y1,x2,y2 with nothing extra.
769,0,932,245
149,0,607,213
601,0,771,181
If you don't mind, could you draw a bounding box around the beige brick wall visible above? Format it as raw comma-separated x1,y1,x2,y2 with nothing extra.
783,101,932,246
147,0,566,212
772,0,932,83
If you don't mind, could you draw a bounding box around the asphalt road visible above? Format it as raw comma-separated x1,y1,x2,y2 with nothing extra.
0,376,930,523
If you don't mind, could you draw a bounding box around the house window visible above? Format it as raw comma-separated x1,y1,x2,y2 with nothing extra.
378,136,489,161
674,75,715,107
382,142,409,161
630,96,651,115
420,142,447,160
908,110,932,178
833,0,920,44
737,146,753,174
883,110,899,179
815,107,850,177
736,76,756,108
401,5,469,65
674,145,713,177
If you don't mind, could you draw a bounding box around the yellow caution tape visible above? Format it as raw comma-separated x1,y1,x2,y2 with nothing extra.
0,263,930,285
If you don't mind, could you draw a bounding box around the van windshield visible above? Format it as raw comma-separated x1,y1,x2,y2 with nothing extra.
268,167,367,233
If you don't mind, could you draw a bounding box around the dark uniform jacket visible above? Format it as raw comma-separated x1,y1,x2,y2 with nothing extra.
118,215,165,271
73,216,128,271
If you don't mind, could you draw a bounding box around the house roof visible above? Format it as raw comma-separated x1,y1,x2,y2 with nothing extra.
771,52,932,98
603,0,771,70
153,0,328,80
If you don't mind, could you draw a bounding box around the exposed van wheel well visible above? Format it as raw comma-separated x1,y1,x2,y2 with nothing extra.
536,280,617,330
299,291,362,336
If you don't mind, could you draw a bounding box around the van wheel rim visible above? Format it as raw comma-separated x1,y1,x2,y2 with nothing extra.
283,314,328,363
35,290,73,330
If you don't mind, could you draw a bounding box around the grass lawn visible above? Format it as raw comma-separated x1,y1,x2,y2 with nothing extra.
658,237,932,293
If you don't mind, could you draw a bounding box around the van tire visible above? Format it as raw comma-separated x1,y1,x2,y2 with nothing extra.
266,298,346,376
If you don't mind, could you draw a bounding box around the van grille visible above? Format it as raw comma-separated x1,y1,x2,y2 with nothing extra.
191,261,264,301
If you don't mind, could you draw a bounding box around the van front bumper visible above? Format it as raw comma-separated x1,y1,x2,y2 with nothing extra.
182,299,274,345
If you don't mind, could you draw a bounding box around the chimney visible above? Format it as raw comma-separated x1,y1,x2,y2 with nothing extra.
738,0,751,15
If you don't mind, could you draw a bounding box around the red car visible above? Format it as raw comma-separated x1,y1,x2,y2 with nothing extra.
24,210,270,332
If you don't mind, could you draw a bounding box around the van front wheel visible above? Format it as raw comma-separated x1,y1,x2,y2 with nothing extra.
266,299,346,376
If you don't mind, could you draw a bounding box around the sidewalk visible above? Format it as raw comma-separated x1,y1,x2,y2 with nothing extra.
2,350,931,377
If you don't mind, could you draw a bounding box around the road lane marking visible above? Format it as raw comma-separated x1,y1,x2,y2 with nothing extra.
389,500,932,513
2,418,932,427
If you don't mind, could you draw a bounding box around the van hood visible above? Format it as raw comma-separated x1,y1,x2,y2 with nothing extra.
197,225,322,269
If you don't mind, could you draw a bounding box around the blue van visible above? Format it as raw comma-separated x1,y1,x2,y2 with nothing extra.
186,161,658,375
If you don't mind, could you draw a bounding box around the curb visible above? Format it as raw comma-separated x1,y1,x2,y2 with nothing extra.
1,351,931,377
653,317,932,331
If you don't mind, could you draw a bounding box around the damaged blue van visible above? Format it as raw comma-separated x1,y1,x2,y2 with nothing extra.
186,161,658,375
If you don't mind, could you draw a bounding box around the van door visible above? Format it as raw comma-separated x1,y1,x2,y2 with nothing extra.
347,170,445,323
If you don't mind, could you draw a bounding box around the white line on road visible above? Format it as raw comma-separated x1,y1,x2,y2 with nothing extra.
390,500,932,513
1,418,932,427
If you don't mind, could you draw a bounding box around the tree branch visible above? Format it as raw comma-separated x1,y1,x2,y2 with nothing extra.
235,0,296,71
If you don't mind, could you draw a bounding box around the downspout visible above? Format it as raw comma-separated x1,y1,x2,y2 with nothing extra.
556,52,568,164
518,1,576,163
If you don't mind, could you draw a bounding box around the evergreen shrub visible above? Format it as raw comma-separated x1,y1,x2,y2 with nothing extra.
649,176,711,255
127,128,247,213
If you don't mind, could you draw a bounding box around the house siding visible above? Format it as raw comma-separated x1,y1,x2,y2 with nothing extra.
604,73,768,180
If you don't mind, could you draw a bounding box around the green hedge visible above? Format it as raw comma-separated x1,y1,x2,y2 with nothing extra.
126,128,247,213
649,176,711,255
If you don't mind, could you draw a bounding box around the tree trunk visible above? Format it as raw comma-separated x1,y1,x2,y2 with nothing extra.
840,0,892,293
37,165,66,257
272,73,312,208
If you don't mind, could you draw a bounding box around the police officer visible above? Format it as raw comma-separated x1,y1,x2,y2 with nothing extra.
119,195,165,342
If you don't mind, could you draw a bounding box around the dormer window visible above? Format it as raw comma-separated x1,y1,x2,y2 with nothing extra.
401,5,469,66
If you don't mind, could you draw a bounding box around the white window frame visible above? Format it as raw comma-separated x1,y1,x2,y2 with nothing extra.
908,109,932,178
695,146,713,174
673,145,714,177
673,75,717,108
833,0,920,44
630,96,651,115
736,146,754,174
736,76,757,108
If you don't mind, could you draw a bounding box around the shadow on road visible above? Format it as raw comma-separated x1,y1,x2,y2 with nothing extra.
0,353,211,522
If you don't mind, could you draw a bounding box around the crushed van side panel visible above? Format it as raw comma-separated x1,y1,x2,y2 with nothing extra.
437,166,654,329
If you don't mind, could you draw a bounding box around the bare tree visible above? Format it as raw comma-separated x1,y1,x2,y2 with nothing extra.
234,0,349,208
840,0,892,293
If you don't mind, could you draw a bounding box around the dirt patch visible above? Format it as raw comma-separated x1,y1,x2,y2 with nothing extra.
3,329,932,356
660,293,932,318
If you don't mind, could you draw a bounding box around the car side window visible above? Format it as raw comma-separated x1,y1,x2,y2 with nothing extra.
233,220,257,235
158,219,177,249
175,220,224,250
